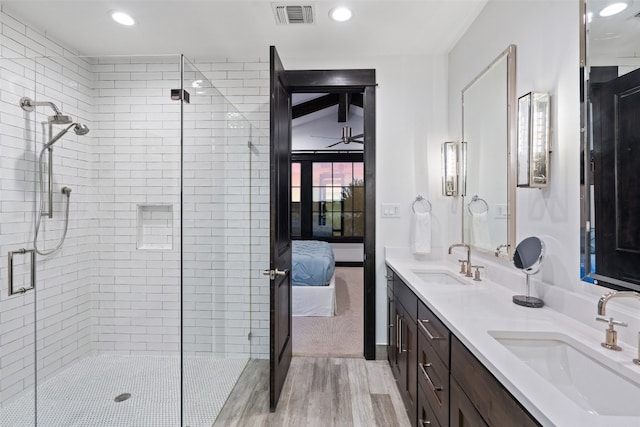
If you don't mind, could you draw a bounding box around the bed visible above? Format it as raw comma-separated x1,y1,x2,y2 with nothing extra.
292,240,336,317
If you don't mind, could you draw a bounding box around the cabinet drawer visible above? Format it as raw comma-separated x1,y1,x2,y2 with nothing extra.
418,383,442,427
418,328,449,427
417,301,450,367
451,336,540,427
394,276,417,320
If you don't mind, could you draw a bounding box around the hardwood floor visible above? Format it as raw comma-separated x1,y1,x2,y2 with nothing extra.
214,357,411,427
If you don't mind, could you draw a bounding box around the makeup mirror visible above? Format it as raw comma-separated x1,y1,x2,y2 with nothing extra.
512,236,545,308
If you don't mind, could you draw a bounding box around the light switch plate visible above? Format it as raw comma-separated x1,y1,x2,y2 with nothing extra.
381,203,400,218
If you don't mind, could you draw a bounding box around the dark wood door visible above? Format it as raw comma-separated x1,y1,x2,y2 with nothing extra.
593,67,640,285
269,45,292,412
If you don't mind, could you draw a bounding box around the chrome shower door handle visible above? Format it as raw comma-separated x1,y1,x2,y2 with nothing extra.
8,248,35,296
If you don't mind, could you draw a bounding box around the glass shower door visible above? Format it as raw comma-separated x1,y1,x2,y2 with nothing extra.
29,53,183,427
181,56,256,427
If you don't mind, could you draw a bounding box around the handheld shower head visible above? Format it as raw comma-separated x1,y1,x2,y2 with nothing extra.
74,123,90,135
43,122,90,150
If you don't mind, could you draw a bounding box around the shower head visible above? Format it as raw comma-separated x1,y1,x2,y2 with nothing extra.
48,114,73,125
43,122,90,150
74,123,90,135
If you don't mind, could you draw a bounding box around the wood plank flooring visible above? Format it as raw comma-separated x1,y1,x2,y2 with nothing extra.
214,357,411,427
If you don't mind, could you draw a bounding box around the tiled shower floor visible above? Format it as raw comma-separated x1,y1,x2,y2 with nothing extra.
0,355,248,427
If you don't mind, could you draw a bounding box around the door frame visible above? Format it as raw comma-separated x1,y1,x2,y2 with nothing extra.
283,69,377,359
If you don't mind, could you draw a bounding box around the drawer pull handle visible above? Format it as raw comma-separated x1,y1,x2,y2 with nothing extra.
419,362,443,405
396,314,400,350
419,319,444,341
399,316,407,353
419,419,431,426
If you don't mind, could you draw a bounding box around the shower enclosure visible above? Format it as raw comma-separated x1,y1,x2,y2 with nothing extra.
0,45,264,426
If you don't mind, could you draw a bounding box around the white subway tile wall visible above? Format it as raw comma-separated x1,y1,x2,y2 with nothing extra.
0,8,270,410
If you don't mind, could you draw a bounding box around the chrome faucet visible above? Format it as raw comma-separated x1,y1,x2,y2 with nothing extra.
448,243,472,277
596,290,640,365
597,291,640,316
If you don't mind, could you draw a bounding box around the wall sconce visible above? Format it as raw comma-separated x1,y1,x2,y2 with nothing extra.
517,92,551,188
441,141,458,196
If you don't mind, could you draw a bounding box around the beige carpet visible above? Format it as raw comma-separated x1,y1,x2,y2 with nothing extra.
292,267,364,358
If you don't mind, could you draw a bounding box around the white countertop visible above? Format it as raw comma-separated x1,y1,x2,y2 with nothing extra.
385,254,640,427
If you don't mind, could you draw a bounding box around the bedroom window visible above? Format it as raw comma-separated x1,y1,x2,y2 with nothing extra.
291,154,364,242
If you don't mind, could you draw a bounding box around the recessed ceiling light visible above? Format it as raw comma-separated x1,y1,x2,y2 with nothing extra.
111,11,136,26
329,7,352,22
599,3,627,17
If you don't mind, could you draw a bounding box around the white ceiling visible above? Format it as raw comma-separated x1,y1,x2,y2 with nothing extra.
2,0,488,59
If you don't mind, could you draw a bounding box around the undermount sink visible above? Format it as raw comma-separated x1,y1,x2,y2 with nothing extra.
411,270,469,285
489,330,640,416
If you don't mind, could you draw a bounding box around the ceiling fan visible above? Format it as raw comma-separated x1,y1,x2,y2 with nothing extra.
312,126,364,148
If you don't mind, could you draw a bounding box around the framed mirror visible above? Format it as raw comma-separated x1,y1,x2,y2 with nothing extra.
581,0,640,292
462,45,517,259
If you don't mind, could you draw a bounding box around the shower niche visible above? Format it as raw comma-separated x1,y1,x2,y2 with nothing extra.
137,204,174,250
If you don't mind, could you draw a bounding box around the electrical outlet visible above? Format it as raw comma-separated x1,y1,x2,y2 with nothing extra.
381,203,400,218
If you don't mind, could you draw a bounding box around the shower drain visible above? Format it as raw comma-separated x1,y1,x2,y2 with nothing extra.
114,393,132,402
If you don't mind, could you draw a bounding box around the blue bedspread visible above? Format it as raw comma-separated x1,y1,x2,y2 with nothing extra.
292,240,335,286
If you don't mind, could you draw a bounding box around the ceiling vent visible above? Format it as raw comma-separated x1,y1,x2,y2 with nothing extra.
272,4,315,25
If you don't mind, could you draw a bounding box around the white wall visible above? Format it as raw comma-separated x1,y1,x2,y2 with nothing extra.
285,54,451,345
0,8,94,406
447,1,588,295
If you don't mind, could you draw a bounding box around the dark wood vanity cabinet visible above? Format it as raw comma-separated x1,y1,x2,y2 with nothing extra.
417,300,449,427
450,336,540,427
386,266,541,427
450,376,488,427
387,269,417,426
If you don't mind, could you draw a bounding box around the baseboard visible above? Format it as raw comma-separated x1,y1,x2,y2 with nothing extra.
375,345,387,360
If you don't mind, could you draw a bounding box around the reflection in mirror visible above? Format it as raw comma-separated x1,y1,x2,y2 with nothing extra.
462,45,516,259
512,236,545,308
581,0,640,292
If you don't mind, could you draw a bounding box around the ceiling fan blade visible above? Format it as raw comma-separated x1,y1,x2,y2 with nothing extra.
352,140,364,144
351,133,364,139
311,135,339,140
326,140,344,148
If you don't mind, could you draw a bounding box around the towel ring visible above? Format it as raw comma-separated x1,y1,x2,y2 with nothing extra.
412,195,432,214
467,195,489,215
